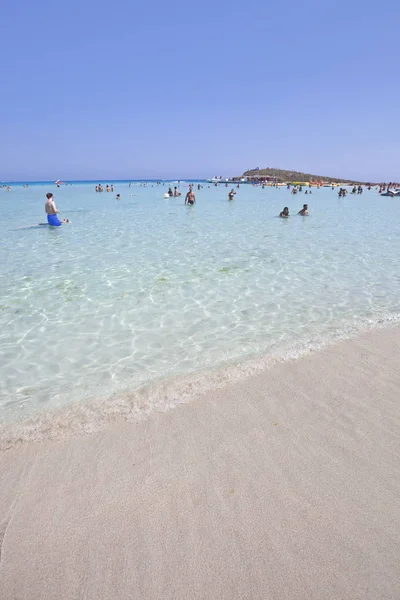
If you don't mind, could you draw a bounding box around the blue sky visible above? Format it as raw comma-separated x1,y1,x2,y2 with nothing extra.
1,0,398,181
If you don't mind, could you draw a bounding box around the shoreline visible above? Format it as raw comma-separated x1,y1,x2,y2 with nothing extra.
1,324,400,598
1,316,399,450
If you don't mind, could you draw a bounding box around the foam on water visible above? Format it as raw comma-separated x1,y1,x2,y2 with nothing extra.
1,182,400,442
1,313,399,450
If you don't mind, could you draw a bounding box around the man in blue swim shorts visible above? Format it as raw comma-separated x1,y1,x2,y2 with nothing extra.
45,192,69,226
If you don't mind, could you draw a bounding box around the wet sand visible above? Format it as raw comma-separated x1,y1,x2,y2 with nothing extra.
1,326,400,599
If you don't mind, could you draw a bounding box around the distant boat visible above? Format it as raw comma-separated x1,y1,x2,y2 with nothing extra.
206,177,249,184
381,189,400,197
55,179,64,185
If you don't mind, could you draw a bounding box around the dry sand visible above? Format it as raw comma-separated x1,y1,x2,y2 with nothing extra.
0,326,400,600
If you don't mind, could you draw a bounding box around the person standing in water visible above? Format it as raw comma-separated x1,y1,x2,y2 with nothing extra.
298,204,309,215
185,188,196,205
45,193,69,226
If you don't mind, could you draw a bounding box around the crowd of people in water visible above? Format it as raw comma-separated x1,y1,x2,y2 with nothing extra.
3,179,400,228
378,182,399,191
42,178,400,227
290,186,312,195
97,181,313,216
95,184,114,193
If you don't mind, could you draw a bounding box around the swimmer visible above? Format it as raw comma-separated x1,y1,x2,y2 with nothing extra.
174,186,181,197
168,187,173,197
106,184,110,192
280,207,289,218
228,189,236,200
45,192,69,226
116,193,121,200
298,204,309,215
185,189,196,205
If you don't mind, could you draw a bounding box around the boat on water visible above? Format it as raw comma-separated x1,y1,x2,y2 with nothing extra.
381,189,400,197
207,177,248,184
206,176,286,185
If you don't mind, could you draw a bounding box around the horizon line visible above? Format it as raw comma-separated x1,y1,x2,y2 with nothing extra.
1,178,208,184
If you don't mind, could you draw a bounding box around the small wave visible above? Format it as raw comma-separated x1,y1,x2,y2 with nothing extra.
1,313,399,451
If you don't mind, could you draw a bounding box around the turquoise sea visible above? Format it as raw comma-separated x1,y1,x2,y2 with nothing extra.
1,182,400,433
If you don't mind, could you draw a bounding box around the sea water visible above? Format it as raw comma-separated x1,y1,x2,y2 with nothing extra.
1,182,400,429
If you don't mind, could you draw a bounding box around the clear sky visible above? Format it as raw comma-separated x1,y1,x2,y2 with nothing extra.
1,0,399,181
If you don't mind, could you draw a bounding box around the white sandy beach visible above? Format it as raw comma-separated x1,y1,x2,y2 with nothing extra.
0,326,400,600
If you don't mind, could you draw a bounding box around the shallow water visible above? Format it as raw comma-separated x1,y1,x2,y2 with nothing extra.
1,182,400,423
